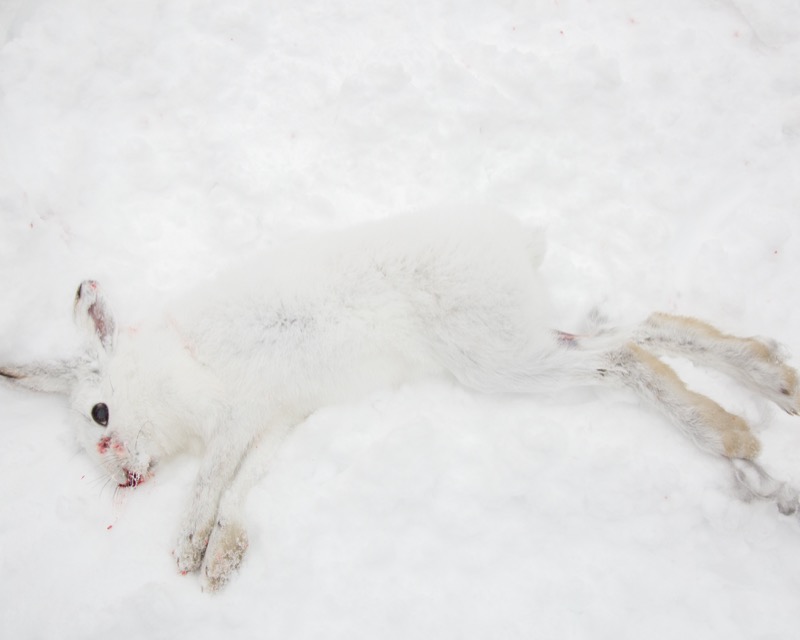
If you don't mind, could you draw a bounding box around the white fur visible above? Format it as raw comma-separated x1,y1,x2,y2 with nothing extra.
2,211,798,591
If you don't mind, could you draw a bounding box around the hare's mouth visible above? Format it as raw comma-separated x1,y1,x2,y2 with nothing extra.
119,468,145,488
119,462,154,488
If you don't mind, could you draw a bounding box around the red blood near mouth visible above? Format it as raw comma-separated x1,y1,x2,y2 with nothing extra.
119,468,146,488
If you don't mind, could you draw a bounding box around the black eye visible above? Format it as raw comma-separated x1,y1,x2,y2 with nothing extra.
91,403,109,427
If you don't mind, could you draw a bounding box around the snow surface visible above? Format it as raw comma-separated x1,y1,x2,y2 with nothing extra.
1,0,800,638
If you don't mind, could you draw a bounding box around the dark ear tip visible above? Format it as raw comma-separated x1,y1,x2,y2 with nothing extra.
75,280,99,303
0,368,22,380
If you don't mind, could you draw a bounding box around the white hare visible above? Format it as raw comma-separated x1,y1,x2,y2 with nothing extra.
1,212,799,591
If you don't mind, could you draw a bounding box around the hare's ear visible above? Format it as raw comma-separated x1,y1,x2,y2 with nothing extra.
73,280,116,353
0,360,77,395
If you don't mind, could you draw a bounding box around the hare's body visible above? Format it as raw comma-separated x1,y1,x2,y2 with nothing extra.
170,212,550,418
2,212,799,591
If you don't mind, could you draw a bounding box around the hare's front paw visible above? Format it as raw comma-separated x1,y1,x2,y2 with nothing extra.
200,519,249,592
174,523,213,575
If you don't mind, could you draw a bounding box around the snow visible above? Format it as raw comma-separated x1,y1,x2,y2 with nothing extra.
1,0,799,638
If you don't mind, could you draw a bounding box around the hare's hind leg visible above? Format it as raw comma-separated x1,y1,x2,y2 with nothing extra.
634,313,800,415
629,313,800,512
600,342,761,459
450,326,765,461
729,458,800,516
597,338,800,515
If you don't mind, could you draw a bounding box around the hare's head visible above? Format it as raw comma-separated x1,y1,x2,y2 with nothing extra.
1,280,163,488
